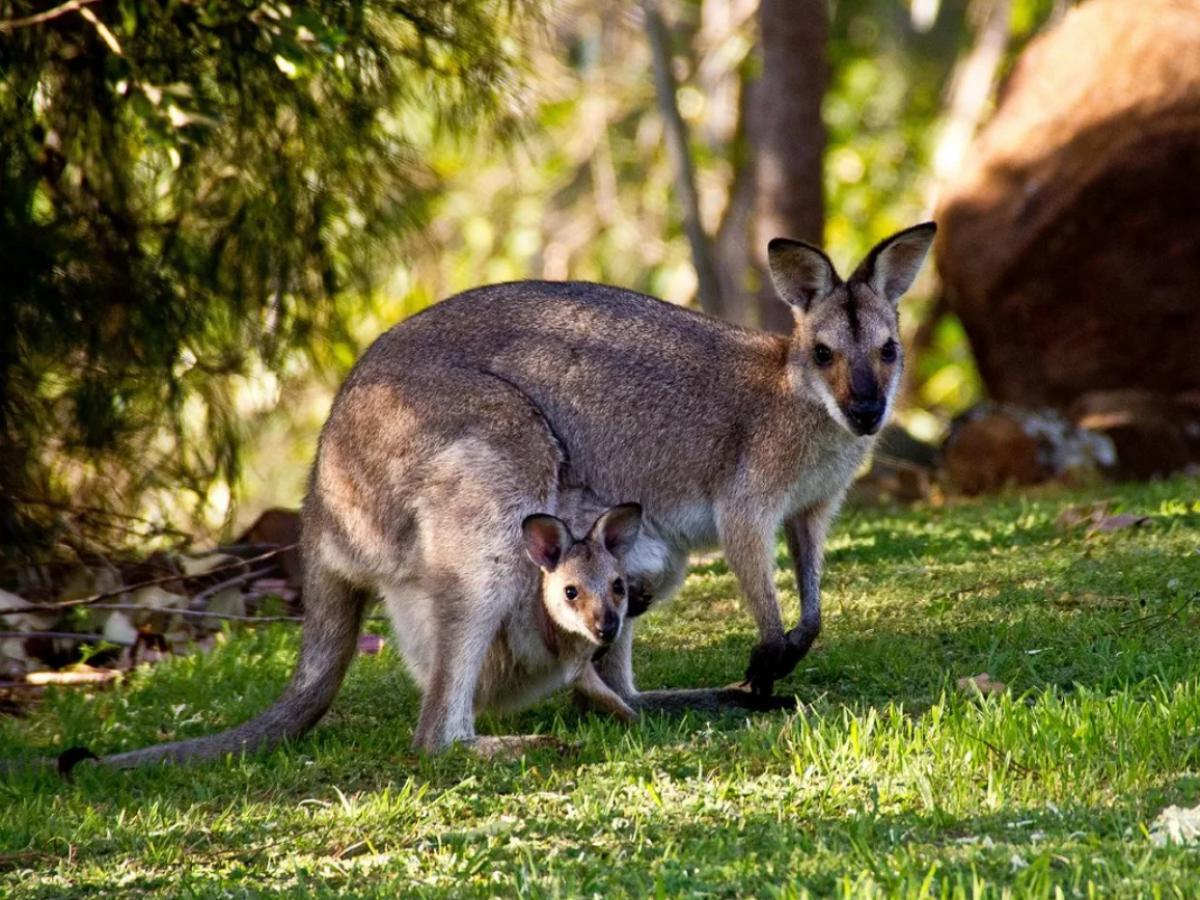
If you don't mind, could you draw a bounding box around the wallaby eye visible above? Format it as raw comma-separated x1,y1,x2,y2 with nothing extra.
880,339,899,363
812,343,834,367
564,585,579,602
612,578,625,597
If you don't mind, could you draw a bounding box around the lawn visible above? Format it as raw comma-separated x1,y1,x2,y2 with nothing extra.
2,478,1199,897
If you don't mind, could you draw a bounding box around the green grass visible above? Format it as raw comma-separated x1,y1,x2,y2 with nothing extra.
2,478,1200,897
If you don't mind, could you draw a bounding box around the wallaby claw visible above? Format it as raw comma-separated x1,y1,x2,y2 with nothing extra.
57,745,99,779
744,637,802,696
467,735,576,760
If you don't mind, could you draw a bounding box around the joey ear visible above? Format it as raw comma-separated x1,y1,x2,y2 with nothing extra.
849,222,937,305
588,503,642,559
521,514,572,572
767,238,839,311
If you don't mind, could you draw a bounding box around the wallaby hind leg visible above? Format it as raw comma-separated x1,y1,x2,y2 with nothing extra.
410,573,578,758
411,611,571,757
410,576,501,753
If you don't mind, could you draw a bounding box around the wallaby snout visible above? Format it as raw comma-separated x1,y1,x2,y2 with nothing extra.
597,605,622,645
846,366,886,434
846,398,885,435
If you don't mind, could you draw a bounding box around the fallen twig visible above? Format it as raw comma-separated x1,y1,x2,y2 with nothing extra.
0,545,297,617
26,668,119,686
960,729,1037,777
0,0,102,32
1118,593,1197,633
0,631,133,646
85,603,305,624
189,568,274,606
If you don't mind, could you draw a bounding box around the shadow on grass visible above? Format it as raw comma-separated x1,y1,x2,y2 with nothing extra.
9,770,1199,897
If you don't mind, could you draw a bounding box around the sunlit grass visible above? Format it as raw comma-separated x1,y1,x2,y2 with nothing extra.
2,478,1199,897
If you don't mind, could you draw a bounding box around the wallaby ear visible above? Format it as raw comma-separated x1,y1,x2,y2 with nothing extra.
588,503,643,559
522,514,572,572
767,238,839,311
849,222,937,305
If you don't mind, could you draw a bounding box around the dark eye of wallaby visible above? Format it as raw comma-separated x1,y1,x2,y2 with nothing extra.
880,339,899,363
813,343,834,367
564,585,578,602
612,578,625,596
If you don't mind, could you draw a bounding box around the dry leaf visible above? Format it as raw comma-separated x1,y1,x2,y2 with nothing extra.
1087,513,1150,534
0,637,33,678
1056,503,1151,536
0,589,56,633
956,672,1007,697
178,552,237,576
102,611,139,646
128,585,188,610
358,634,385,655
204,586,246,624
1150,804,1200,846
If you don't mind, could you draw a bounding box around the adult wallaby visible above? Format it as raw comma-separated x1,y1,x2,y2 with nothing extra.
82,503,645,767
375,223,932,712
51,222,934,767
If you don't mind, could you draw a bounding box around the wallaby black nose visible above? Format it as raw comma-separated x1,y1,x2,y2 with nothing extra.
847,400,885,434
598,611,621,644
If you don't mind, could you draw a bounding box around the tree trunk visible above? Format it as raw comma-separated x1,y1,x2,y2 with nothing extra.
642,0,725,318
748,0,828,333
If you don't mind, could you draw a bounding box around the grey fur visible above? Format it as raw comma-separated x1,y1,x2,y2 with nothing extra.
56,224,935,768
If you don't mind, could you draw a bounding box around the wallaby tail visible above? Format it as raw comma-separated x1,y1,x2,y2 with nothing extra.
84,564,366,772
631,686,797,715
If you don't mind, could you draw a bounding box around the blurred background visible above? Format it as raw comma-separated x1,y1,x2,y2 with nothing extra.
2,0,1198,566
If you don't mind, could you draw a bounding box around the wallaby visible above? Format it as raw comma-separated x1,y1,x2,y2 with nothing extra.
43,223,934,769
370,223,935,707
74,503,644,768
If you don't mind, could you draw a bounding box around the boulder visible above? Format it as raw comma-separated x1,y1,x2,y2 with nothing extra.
936,0,1200,408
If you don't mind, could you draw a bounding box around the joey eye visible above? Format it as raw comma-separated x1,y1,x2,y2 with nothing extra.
880,339,899,363
812,343,834,367
612,578,625,597
564,585,578,602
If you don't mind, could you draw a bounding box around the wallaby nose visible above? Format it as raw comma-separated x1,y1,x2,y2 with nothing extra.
598,610,621,644
847,399,885,434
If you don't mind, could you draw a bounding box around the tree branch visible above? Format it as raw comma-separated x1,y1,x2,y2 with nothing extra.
0,545,297,616
928,0,1013,210
0,0,101,32
641,0,724,317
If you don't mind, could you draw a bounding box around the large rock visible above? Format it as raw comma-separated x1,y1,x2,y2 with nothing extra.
936,0,1200,408
940,404,1114,495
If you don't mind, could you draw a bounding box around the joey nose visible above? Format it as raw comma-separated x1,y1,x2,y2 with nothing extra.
847,400,885,435
598,611,621,644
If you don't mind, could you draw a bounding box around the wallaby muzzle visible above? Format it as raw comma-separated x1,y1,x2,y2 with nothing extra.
846,398,885,435
596,608,621,645
846,367,885,435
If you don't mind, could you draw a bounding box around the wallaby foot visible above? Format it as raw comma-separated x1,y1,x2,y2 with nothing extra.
467,735,575,760
744,633,811,696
